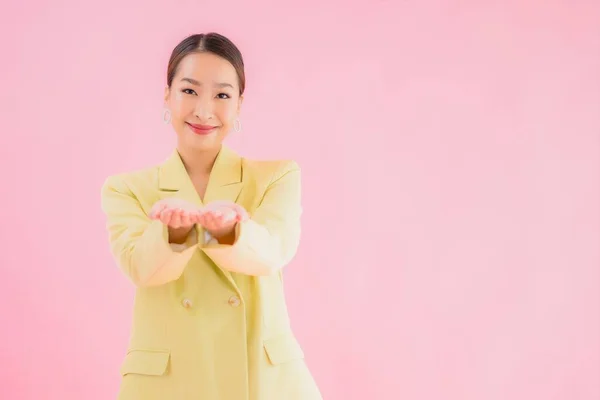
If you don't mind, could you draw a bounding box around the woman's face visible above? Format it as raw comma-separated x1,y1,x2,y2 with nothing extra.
164,52,243,152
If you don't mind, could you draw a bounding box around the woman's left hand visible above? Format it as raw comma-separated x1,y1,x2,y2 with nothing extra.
198,201,249,241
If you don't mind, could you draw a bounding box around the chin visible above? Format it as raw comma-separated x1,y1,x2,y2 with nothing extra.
186,137,222,152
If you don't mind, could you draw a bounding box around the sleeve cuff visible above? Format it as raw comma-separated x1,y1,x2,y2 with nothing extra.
169,227,199,252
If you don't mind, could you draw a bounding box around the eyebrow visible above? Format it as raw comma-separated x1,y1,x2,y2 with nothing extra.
180,77,234,89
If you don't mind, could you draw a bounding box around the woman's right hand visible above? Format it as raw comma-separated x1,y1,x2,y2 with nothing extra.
148,198,201,243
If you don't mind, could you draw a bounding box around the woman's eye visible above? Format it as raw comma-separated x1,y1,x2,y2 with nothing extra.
182,88,197,95
217,93,231,99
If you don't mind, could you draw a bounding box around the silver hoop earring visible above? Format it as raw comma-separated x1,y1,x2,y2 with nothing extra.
233,118,242,132
162,108,172,124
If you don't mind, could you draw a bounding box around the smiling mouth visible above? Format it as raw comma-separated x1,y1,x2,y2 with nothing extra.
186,122,218,135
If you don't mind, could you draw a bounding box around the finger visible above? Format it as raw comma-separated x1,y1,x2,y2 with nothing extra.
204,212,218,229
206,202,247,222
177,209,191,228
230,203,249,220
214,212,225,227
194,208,204,222
207,212,224,231
238,210,249,222
180,210,192,227
160,209,173,225
188,211,200,224
170,209,183,229
198,213,210,228
220,208,237,223
149,202,166,219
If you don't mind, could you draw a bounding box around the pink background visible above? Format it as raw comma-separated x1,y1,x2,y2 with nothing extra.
1,1,599,399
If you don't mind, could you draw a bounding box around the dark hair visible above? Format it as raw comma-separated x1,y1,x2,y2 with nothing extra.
166,33,245,95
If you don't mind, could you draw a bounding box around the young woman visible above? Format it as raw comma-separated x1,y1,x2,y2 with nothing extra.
100,32,322,400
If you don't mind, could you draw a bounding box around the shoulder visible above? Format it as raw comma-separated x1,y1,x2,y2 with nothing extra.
241,157,301,184
100,164,160,198
100,149,302,196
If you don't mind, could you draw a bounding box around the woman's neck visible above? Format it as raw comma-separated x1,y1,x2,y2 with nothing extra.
176,145,221,178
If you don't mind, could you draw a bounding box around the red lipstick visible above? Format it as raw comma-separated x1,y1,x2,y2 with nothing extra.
186,122,217,135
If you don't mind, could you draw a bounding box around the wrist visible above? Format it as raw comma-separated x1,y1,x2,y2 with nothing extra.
210,224,237,245
168,225,194,244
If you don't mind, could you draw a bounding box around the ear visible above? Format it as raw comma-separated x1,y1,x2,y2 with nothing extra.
237,94,244,114
163,86,170,104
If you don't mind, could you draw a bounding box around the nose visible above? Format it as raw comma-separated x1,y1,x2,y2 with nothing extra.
194,95,214,121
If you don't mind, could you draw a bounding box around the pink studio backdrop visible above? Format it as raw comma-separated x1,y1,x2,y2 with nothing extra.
1,1,599,399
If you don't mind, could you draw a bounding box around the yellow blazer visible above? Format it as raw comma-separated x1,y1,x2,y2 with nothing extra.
100,146,322,400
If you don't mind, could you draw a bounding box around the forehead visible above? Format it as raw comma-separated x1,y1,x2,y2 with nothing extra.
174,52,238,87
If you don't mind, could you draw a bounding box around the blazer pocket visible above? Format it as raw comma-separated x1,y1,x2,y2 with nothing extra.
120,349,171,376
263,333,305,365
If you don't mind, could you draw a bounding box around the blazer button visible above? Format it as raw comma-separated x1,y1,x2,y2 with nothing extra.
228,295,241,307
182,298,193,308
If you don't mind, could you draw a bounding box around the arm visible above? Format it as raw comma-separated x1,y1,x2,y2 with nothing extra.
100,175,198,287
201,161,302,276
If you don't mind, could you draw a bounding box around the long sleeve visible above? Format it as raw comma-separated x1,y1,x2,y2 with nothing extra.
201,161,302,276
100,175,199,287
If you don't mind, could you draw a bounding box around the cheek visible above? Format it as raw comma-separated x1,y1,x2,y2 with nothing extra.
217,104,238,125
169,94,193,117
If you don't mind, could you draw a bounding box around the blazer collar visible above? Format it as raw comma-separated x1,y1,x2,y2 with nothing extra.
157,145,243,206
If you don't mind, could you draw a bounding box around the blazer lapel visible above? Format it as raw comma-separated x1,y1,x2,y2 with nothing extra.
157,146,243,206
157,150,202,206
201,146,244,288
156,146,244,289
203,145,244,206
